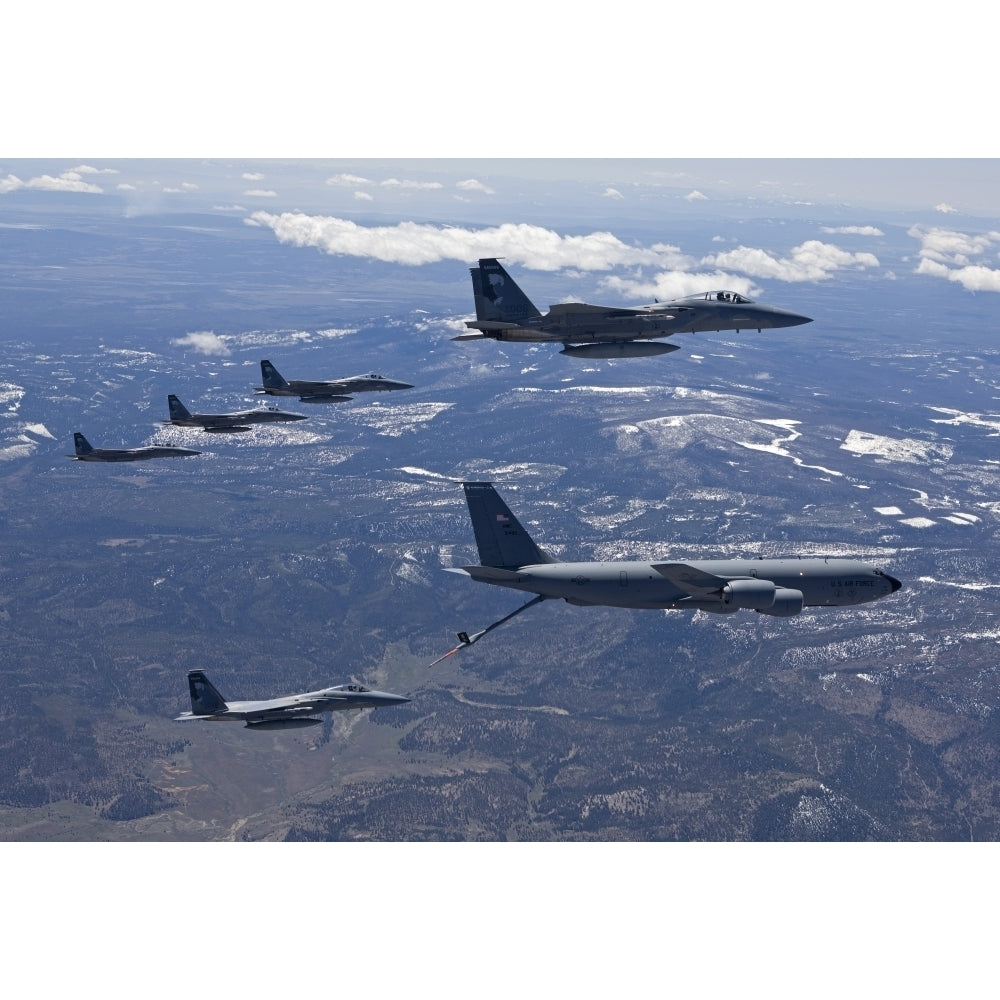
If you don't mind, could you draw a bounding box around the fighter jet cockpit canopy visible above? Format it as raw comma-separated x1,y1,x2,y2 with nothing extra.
679,290,754,304
333,683,371,693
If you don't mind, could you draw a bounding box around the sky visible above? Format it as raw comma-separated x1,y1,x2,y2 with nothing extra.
4,158,999,220
7,159,1000,216
4,158,1000,304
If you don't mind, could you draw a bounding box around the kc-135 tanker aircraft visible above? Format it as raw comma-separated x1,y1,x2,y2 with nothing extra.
432,482,902,662
175,671,410,730
455,258,813,358
453,482,901,614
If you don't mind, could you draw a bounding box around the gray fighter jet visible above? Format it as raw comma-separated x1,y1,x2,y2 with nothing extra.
175,670,410,730
163,394,307,433
455,258,813,358
255,360,414,402
450,482,901,618
69,431,201,462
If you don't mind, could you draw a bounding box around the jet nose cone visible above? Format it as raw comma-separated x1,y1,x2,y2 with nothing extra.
375,692,411,706
777,309,812,327
886,573,903,593
391,381,414,391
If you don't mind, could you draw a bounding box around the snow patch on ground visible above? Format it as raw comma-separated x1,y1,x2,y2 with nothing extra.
841,429,953,464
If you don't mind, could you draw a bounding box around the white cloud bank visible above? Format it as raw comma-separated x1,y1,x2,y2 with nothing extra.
821,225,884,236
456,178,494,195
0,165,115,195
701,241,880,281
910,225,1000,292
249,213,666,270
171,331,232,356
327,173,373,187
248,214,879,294
381,178,443,191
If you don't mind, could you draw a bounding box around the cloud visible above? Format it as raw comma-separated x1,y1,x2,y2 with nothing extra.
170,331,231,356
249,213,889,300
909,225,1000,265
1,165,117,196
603,187,624,200
456,178,494,195
701,240,880,281
934,265,1000,292
249,213,668,270
242,172,264,181
910,225,1000,292
380,178,443,190
27,174,101,193
26,170,103,193
821,225,884,236
354,191,374,202
685,189,708,201
116,183,137,191
243,188,277,197
601,271,762,301
327,173,373,187
935,203,958,214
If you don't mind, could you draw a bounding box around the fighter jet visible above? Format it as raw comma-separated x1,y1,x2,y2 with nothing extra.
449,482,901,618
163,393,307,433
455,258,813,358
69,431,201,462
255,359,414,403
175,670,410,730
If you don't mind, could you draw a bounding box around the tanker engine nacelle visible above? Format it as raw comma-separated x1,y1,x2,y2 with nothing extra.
758,587,804,618
721,578,778,611
720,580,805,617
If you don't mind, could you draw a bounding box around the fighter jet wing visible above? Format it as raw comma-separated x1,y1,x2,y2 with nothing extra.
546,303,679,319
546,303,621,317
245,704,326,723
460,321,531,332
651,563,731,596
